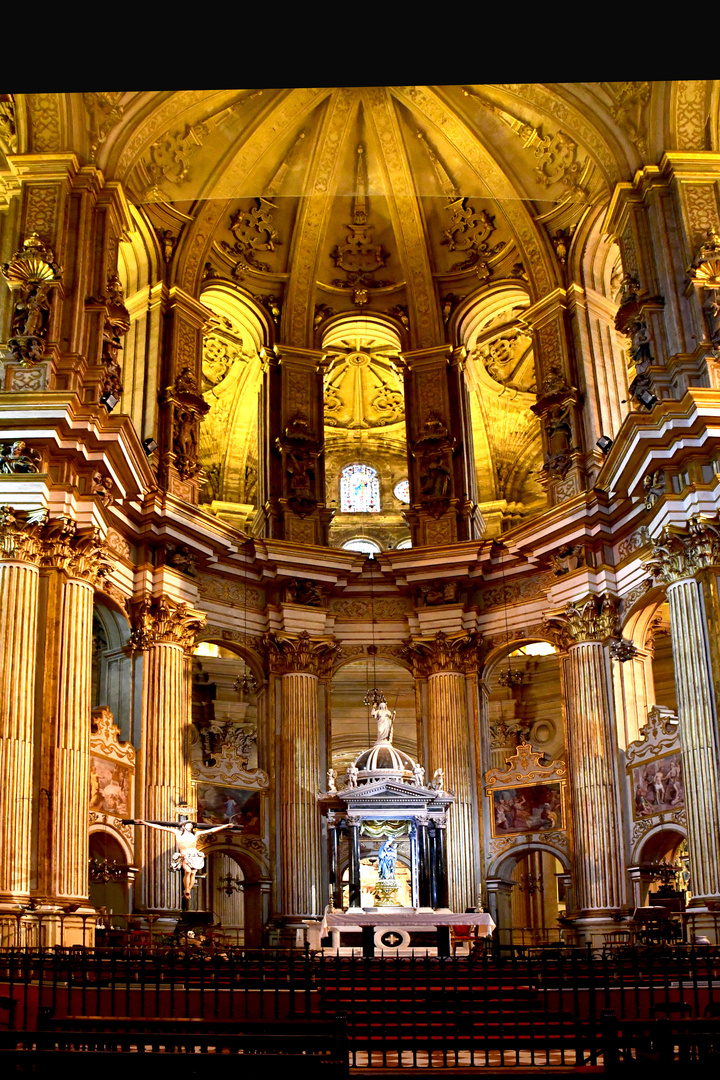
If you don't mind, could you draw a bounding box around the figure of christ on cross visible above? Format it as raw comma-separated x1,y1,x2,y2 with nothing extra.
131,818,234,900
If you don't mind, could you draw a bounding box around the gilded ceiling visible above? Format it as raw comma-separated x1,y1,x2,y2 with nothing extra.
4,83,715,537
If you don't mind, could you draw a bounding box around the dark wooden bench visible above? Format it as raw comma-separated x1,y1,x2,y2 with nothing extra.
1,1015,349,1077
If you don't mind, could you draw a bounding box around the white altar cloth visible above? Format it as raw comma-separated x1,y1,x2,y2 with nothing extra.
305,910,495,951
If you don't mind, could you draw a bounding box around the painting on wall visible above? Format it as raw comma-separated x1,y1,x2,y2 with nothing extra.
632,753,684,817
491,783,564,836
89,754,131,817
195,783,261,834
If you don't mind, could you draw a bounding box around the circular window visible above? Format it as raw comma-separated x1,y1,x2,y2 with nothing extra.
393,479,410,503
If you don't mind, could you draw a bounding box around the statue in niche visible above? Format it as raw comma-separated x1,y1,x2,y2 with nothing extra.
173,406,199,478
12,280,52,339
377,836,398,880
0,440,41,474
285,578,323,606
543,403,573,477
422,580,460,606
372,699,395,744
134,818,233,900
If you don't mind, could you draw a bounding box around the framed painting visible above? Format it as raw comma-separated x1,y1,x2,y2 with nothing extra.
491,782,564,837
631,753,684,818
89,754,131,817
194,783,261,834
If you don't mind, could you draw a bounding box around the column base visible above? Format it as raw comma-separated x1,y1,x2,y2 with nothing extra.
685,901,720,944
571,913,627,948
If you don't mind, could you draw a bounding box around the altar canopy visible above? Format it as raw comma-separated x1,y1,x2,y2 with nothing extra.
320,701,455,912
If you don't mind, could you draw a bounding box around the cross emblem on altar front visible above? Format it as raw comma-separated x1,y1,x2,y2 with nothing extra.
381,931,403,947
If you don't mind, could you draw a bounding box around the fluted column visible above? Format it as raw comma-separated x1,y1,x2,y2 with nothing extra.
0,508,45,901
646,516,720,907
545,594,626,922
131,595,205,912
265,631,339,920
36,518,115,905
404,632,480,911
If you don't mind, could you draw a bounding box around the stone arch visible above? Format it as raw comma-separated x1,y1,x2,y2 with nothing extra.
633,822,686,868
192,635,266,690
117,204,165,441
488,840,571,880
454,283,544,532
570,200,631,453
482,637,564,766
617,591,677,746
197,283,269,520
329,655,417,771
89,821,133,864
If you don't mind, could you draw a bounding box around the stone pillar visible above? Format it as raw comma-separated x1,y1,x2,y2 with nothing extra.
258,344,332,544
265,631,339,921
33,519,114,942
401,345,482,546
0,508,45,903
404,631,481,911
545,594,627,941
347,817,362,912
646,516,720,929
130,595,205,914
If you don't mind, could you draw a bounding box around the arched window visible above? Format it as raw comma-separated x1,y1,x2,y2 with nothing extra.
342,537,381,556
340,464,380,512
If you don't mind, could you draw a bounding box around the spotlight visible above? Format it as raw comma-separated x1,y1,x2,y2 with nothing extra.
596,435,613,454
142,437,158,456
100,390,119,412
636,389,657,409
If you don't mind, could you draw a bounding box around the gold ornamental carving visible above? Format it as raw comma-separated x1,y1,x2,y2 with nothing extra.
163,364,210,481
0,505,48,563
485,741,567,788
402,630,480,677
35,515,115,586
264,630,340,676
1,234,63,364
130,594,206,652
644,514,720,585
543,593,621,650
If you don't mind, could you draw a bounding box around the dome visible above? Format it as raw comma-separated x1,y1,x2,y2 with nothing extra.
353,739,416,785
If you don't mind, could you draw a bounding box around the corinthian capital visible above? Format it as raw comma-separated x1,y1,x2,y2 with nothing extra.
130,594,206,652
264,630,340,676
401,630,480,677
644,514,720,585
0,504,48,563
543,592,620,649
38,515,115,586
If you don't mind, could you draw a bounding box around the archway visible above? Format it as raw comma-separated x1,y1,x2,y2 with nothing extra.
89,829,133,917
633,827,689,911
491,844,570,948
330,657,417,778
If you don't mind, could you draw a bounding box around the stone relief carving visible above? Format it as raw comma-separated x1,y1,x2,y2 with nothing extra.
644,513,720,585
0,94,17,152
38,516,115,586
264,630,340,676
402,630,480,677
411,414,455,519
688,227,720,348
221,198,281,275
284,579,324,606
330,144,392,302
549,543,584,576
130,594,206,652
419,581,461,606
544,592,621,649
608,82,650,158
91,472,114,507
276,412,319,518
83,93,124,160
0,440,42,474
163,364,210,481
643,470,666,510
0,505,48,563
1,234,63,364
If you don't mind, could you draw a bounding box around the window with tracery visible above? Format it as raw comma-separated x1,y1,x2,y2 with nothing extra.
340,464,380,513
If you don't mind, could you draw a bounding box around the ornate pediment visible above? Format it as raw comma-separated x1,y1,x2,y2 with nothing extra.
484,741,567,788
625,706,680,767
331,778,454,809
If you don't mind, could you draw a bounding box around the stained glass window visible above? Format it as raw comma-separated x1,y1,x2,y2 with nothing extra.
340,464,380,512
393,479,410,503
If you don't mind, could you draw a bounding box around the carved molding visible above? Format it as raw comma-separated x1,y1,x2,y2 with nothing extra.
130,594,206,652
485,741,567,788
91,706,135,767
626,706,680,767
264,630,340,676
543,592,620,649
644,514,720,585
0,505,47,564
402,630,480,677
1,233,63,364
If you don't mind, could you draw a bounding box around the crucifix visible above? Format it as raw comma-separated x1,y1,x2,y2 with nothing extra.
124,816,242,907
